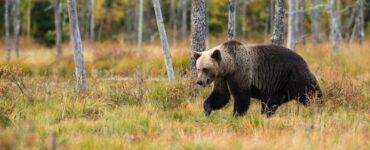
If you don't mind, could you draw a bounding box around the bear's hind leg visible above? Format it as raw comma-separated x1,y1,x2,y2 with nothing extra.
261,100,281,117
233,95,251,117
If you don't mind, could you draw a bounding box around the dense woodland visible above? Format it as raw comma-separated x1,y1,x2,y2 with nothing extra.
0,0,369,44
0,0,369,149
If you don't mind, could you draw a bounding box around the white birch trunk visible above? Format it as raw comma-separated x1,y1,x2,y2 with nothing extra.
181,0,188,40
297,0,305,44
170,0,177,42
4,0,11,61
12,0,20,58
312,0,321,44
137,0,144,55
54,0,63,58
350,0,364,45
228,0,237,40
329,0,342,52
191,0,208,70
87,0,95,40
287,0,297,50
268,0,275,34
271,0,285,46
26,1,32,40
67,0,88,91
152,0,175,81
241,0,247,37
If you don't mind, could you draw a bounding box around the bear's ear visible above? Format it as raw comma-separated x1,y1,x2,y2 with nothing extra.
211,49,221,62
193,51,202,60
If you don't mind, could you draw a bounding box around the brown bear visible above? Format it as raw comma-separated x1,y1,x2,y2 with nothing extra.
193,40,322,117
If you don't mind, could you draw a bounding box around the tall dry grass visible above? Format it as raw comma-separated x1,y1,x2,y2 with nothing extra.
0,39,369,149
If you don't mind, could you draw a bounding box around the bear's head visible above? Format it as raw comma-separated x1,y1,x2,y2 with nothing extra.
193,45,235,88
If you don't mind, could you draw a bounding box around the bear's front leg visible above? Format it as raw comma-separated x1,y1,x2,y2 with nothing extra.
203,79,230,116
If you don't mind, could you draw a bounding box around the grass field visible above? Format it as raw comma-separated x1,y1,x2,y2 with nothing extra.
0,40,369,149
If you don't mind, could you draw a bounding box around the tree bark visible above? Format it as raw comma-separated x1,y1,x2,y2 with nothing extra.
350,0,364,45
4,0,11,61
54,0,63,58
137,0,144,55
87,0,95,40
152,0,176,81
241,0,247,37
297,0,305,44
26,0,32,40
12,0,20,58
312,0,321,45
268,0,275,34
329,0,342,52
287,0,297,50
170,0,177,43
271,0,285,46
228,0,237,40
191,0,208,70
67,0,88,91
181,0,188,40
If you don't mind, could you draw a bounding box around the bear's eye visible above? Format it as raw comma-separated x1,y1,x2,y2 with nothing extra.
202,68,209,73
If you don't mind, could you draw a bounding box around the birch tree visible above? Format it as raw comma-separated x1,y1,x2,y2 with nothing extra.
191,0,208,70
241,0,247,37
268,0,275,34
271,0,285,46
297,0,305,44
4,0,11,61
312,0,321,44
181,0,188,40
137,0,144,55
350,0,364,45
170,0,177,42
228,0,237,40
152,0,175,81
12,0,21,58
287,0,297,50
25,0,34,40
329,0,342,52
87,0,95,40
54,0,63,58
67,0,88,91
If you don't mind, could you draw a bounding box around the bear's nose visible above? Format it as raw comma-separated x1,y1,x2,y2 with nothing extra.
196,80,204,86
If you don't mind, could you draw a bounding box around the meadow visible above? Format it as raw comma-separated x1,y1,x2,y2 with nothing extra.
0,39,369,149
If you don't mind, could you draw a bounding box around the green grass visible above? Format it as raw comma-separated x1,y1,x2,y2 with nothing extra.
0,41,369,149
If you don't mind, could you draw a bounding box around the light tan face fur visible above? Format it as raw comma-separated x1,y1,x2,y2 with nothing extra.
194,47,222,88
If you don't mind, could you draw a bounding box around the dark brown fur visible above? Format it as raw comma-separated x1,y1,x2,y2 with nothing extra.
196,40,322,116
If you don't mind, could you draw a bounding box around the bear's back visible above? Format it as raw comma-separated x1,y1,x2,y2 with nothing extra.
245,44,317,99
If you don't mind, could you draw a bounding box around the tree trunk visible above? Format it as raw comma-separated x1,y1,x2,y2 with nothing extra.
191,0,208,70
4,0,11,61
170,0,177,43
350,0,364,45
87,0,95,40
241,0,247,37
181,0,188,41
311,0,321,45
228,0,237,40
268,0,275,34
152,0,176,81
67,0,88,91
287,0,297,50
54,0,63,58
329,0,342,52
271,0,285,46
12,0,20,58
137,0,144,55
26,1,32,40
297,0,305,44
